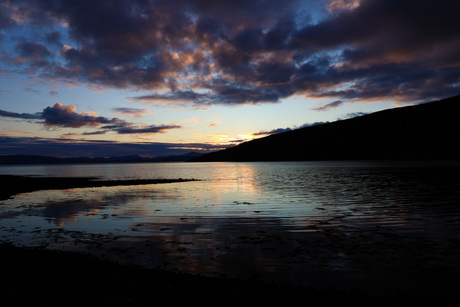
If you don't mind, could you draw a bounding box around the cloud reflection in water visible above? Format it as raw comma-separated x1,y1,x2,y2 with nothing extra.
1,162,460,284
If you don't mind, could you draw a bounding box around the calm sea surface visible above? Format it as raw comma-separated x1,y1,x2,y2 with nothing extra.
1,161,460,283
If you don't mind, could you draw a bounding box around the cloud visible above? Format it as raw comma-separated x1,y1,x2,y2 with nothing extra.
291,0,460,100
44,31,62,46
252,127,293,136
132,84,287,106
83,131,107,135
253,121,331,136
302,121,331,127
111,107,154,117
0,103,123,128
0,109,41,120
327,0,361,13
336,112,368,120
41,103,119,128
1,103,123,128
60,130,108,138
114,124,182,135
25,87,41,94
182,117,205,123
99,120,182,135
391,102,416,108
0,3,18,29
208,119,221,127
16,41,51,58
310,100,344,111
1,103,181,135
1,0,459,105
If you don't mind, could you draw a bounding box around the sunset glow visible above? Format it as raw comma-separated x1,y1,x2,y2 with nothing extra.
1,0,459,157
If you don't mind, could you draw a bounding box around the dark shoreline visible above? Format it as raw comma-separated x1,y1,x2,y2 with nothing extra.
0,243,418,307
0,175,196,201
2,243,459,306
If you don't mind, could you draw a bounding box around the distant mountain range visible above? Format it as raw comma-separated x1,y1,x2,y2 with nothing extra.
191,95,460,162
0,152,203,165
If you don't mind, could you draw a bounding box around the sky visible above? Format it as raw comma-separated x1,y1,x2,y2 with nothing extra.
1,0,459,158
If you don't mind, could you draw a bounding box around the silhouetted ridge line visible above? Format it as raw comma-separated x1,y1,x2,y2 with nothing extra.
191,95,460,162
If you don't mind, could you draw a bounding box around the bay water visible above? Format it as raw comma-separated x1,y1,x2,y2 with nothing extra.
1,160,459,284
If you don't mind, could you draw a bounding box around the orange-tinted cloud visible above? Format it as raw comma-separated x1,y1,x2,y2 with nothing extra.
327,0,361,13
1,0,459,105
42,103,118,128
111,107,155,117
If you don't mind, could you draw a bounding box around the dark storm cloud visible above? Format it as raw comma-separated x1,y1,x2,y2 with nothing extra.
44,31,62,46
293,0,460,54
290,0,460,101
169,0,299,26
1,103,181,134
41,103,119,128
2,0,460,104
133,80,289,105
0,103,122,128
17,42,51,58
14,41,51,67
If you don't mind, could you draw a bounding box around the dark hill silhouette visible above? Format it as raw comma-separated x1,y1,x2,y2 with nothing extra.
192,95,460,162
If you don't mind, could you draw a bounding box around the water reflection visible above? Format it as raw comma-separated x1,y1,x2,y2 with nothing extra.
1,162,459,235
42,199,104,226
1,161,460,284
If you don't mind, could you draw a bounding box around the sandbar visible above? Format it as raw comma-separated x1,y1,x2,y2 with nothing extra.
0,175,195,200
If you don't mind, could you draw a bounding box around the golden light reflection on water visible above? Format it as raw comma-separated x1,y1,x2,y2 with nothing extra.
1,161,460,283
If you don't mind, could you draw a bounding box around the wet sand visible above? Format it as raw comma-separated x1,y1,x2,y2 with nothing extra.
1,175,460,306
